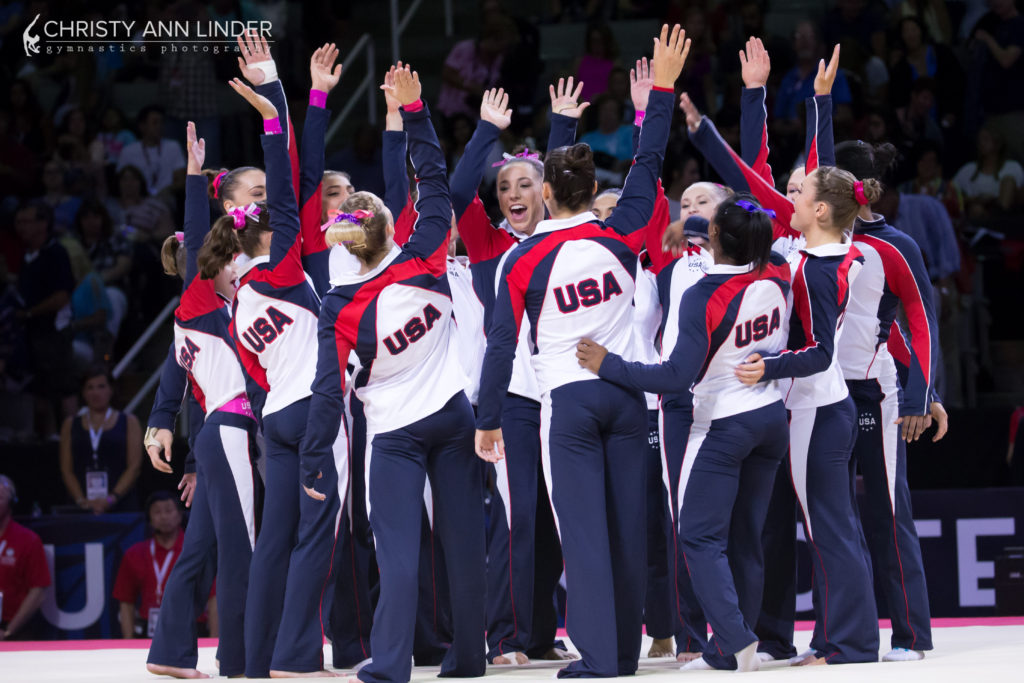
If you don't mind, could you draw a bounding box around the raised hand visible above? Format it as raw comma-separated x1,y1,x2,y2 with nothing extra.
381,62,422,107
549,76,590,119
480,87,512,130
630,57,655,113
814,44,841,96
739,37,771,89
310,42,342,92
229,77,279,120
236,29,274,85
678,92,702,132
652,24,691,89
381,68,402,115
185,121,206,175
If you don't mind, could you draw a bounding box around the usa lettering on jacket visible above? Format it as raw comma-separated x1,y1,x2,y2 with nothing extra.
735,307,782,347
240,306,295,351
382,304,443,355
553,271,623,313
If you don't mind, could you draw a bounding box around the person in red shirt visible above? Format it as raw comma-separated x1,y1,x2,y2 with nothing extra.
113,491,217,639
0,474,51,640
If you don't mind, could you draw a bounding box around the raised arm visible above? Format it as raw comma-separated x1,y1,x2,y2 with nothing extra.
548,76,589,150
228,78,304,279
449,88,512,219
739,37,774,184
382,69,410,220
683,94,798,241
387,64,451,265
805,45,840,172
182,122,209,287
606,24,692,240
300,296,352,499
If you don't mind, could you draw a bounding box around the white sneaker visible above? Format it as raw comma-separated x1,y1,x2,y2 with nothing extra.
883,648,925,662
757,652,776,663
735,642,761,672
788,649,816,665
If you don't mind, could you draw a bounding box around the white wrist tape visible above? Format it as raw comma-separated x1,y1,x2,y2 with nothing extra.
252,59,278,84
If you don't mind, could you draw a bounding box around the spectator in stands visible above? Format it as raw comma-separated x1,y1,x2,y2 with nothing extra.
971,0,1024,160
38,158,82,235
893,78,945,167
0,474,51,640
898,142,963,220
65,245,113,368
116,106,186,198
893,0,953,45
580,94,635,167
774,21,853,157
824,0,887,60
59,367,141,514
438,14,516,119
91,107,136,168
8,79,53,160
889,16,964,130
953,124,1024,219
15,200,77,439
113,491,218,639
74,200,131,338
0,108,36,200
574,22,619,101
108,165,174,242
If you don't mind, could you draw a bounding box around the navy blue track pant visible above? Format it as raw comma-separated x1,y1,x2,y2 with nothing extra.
329,393,374,668
644,409,673,641
148,411,257,676
753,460,798,660
245,397,347,676
659,404,707,654
486,392,564,661
678,401,789,670
541,379,648,678
789,397,879,663
358,392,486,683
848,377,932,651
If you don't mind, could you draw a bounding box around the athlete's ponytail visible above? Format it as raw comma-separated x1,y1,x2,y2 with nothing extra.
324,192,392,263
160,234,185,277
196,200,271,279
712,194,773,273
834,140,898,183
544,143,596,212
812,166,882,231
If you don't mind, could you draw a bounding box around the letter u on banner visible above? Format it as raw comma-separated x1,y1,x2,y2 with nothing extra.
41,542,105,630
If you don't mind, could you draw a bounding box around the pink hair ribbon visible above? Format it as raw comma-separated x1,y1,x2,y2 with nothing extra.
853,181,870,206
174,231,184,243
492,148,541,168
230,203,260,229
320,209,375,232
212,171,227,198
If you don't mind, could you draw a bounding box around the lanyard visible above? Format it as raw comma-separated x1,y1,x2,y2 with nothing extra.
88,408,113,465
150,540,174,601
0,540,7,557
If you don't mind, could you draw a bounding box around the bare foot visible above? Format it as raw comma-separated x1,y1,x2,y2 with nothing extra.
539,648,578,661
146,663,211,679
492,652,530,665
676,652,701,663
794,655,827,666
269,670,340,678
648,638,675,658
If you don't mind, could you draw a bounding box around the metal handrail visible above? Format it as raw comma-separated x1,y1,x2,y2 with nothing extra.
112,296,178,380
324,33,377,145
124,364,164,415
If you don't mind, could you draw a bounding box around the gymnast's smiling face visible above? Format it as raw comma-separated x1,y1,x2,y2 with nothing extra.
497,161,545,236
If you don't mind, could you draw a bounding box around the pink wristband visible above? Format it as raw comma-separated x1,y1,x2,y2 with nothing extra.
634,110,646,127
403,99,424,113
263,117,282,135
309,89,327,108
651,85,674,93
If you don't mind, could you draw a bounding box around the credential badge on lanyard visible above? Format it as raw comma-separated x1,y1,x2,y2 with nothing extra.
85,408,113,501
148,539,174,637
